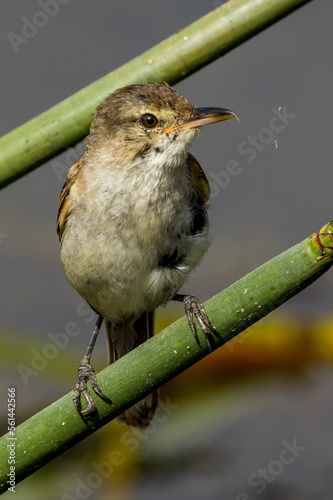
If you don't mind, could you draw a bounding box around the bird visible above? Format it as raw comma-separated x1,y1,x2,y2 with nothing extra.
57,83,237,429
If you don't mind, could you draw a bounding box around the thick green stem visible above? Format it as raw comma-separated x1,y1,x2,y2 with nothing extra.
0,0,312,188
0,222,332,492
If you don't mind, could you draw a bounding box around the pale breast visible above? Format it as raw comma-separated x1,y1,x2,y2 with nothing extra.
60,153,210,322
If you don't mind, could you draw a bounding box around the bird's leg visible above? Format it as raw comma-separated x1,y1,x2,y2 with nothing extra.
73,314,112,416
173,294,218,352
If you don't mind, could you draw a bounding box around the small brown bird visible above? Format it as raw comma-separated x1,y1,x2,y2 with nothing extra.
57,83,236,428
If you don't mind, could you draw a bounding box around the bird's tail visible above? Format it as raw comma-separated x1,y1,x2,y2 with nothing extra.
105,311,158,429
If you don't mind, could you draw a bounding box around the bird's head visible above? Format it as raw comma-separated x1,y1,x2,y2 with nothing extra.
87,83,237,169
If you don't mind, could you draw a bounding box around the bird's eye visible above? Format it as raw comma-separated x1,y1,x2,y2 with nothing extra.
140,113,158,129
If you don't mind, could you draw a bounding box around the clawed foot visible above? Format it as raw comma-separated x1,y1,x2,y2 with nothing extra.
174,294,218,351
73,357,112,416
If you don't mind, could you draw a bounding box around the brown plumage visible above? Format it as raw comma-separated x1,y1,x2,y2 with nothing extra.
57,83,236,428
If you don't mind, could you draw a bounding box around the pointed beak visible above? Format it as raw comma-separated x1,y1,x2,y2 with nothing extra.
163,107,239,134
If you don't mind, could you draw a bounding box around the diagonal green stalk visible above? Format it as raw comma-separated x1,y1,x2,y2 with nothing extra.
0,0,312,189
0,222,332,492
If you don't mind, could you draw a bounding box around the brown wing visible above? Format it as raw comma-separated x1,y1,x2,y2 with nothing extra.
57,160,80,243
186,152,210,204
